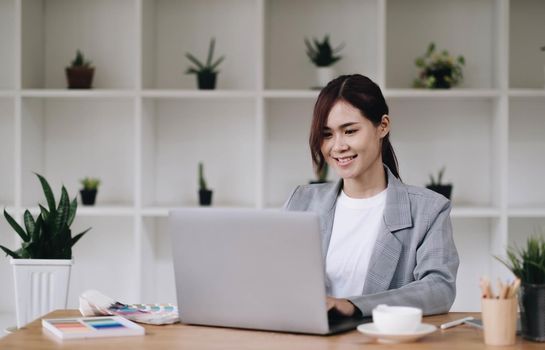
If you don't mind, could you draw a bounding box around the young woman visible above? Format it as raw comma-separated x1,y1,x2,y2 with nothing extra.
284,74,459,317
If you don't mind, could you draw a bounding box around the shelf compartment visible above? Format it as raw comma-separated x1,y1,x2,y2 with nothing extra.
139,217,176,304
450,218,498,312
0,98,15,207
509,0,545,89
0,220,16,314
389,98,498,207
265,0,379,89
0,0,15,89
140,205,257,217
508,89,545,98
386,0,499,89
384,89,500,99
141,98,257,208
23,205,136,217
264,98,316,207
509,208,545,218
263,90,320,99
509,98,545,207
20,97,135,207
68,217,136,307
508,218,545,249
142,0,258,90
141,90,256,99
21,0,137,89
0,91,15,98
21,89,136,98
450,207,501,218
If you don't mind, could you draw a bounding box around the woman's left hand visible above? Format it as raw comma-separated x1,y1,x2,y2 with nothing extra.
326,296,356,316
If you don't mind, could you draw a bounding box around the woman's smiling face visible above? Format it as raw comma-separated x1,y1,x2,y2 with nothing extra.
320,100,388,182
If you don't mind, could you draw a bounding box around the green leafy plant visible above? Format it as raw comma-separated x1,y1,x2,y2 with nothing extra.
413,42,465,89
0,173,91,259
496,235,545,284
428,166,447,186
304,35,345,67
68,49,93,69
80,177,101,191
185,38,225,75
198,162,208,191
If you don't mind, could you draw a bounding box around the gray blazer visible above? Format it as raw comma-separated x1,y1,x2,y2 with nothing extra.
284,167,459,316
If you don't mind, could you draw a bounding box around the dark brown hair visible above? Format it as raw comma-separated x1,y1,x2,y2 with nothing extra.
309,74,400,179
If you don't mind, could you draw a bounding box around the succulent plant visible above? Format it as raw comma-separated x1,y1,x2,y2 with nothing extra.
304,35,345,67
185,38,225,75
496,235,545,284
413,42,465,89
198,162,208,191
0,173,90,259
69,49,93,69
428,166,447,186
80,177,101,191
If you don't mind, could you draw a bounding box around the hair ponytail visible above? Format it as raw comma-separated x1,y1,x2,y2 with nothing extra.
381,135,400,180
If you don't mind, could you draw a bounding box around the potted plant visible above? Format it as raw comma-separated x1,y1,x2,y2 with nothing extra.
309,163,329,184
198,162,213,206
0,173,91,328
80,177,100,206
413,42,465,89
304,35,344,88
496,235,545,342
65,49,95,89
425,166,452,199
185,38,225,90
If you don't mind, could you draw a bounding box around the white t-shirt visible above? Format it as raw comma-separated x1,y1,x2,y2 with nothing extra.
325,188,387,298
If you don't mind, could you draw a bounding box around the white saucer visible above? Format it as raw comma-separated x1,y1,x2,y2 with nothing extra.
357,323,437,343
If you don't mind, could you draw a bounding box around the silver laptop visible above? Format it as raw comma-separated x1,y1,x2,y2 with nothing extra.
169,208,369,335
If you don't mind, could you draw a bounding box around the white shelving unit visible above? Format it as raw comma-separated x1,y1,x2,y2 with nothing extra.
0,0,544,317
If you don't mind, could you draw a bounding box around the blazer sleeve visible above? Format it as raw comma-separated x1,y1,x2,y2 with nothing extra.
347,199,459,316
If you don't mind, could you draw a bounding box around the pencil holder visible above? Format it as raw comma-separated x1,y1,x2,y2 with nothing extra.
481,297,518,346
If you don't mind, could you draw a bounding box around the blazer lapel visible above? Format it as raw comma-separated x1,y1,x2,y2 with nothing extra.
361,167,413,295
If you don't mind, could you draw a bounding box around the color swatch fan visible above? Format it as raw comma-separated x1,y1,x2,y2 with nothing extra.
79,289,179,325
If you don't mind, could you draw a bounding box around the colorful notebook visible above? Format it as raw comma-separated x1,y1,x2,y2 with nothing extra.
42,316,145,340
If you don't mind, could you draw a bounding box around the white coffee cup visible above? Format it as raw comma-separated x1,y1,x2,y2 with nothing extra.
372,304,422,333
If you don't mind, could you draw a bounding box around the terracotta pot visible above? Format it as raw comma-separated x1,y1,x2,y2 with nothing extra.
65,67,95,89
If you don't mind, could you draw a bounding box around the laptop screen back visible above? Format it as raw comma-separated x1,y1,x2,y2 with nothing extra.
169,208,330,334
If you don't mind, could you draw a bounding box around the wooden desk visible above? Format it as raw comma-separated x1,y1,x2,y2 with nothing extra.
0,310,542,349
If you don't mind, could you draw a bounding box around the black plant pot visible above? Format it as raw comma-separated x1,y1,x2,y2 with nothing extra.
426,184,452,199
80,189,97,205
519,283,545,342
199,189,213,206
426,67,453,89
197,72,217,90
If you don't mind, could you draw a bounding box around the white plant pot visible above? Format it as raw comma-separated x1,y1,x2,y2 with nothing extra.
316,67,336,88
10,258,73,328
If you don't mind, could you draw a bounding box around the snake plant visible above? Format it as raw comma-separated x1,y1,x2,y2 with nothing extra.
1,173,91,259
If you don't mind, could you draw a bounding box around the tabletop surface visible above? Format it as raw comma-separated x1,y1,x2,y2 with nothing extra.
1,310,542,349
